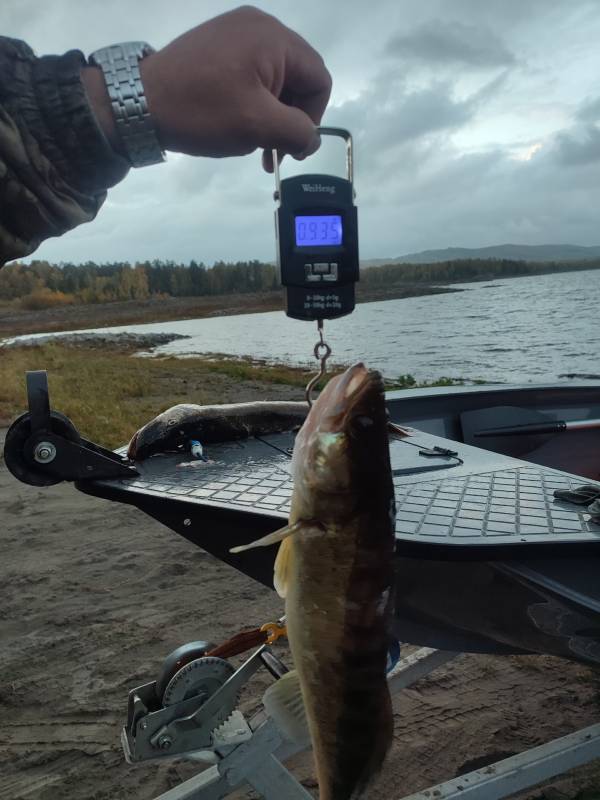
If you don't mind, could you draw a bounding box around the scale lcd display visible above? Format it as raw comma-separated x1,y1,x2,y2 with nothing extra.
295,215,342,247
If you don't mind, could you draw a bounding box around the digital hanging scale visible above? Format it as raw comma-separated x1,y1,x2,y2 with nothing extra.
273,127,358,321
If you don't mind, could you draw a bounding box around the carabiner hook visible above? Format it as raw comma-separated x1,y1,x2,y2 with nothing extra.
261,621,288,645
305,319,332,407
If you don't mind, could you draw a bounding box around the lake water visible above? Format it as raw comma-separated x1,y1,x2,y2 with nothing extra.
11,269,600,384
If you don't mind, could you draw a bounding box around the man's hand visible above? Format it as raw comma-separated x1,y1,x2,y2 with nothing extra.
82,6,332,172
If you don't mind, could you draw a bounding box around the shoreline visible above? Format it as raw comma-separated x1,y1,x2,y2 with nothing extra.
0,331,191,350
0,284,459,339
0,340,472,444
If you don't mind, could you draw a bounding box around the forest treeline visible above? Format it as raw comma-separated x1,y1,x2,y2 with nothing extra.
1,256,600,310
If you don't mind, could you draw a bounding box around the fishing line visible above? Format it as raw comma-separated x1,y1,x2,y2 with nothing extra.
255,436,295,459
391,437,464,476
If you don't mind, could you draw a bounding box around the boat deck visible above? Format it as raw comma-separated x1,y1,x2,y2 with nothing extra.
84,428,600,558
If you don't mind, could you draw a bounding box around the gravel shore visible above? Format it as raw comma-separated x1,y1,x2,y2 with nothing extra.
1,331,190,350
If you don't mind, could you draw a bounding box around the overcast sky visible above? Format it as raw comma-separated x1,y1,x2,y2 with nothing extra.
3,0,600,263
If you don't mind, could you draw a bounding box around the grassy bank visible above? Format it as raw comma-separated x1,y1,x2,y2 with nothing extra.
0,342,467,448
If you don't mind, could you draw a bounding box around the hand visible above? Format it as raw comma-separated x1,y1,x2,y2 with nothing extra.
83,6,332,172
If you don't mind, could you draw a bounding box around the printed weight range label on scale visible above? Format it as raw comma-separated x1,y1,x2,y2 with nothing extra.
304,293,343,313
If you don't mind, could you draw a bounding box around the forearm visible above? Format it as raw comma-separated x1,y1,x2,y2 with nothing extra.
0,9,331,267
0,37,129,266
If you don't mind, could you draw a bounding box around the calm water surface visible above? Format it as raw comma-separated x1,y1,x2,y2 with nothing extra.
13,269,600,384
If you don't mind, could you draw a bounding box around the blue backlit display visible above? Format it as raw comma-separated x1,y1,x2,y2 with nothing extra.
295,215,342,247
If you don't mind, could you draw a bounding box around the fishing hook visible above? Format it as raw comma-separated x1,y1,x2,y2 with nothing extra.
305,319,332,407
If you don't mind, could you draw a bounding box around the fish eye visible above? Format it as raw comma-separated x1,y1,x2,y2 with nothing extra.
349,415,374,436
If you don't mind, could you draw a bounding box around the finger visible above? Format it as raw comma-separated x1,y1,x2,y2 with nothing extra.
262,149,283,174
262,132,320,173
256,89,321,172
283,39,333,125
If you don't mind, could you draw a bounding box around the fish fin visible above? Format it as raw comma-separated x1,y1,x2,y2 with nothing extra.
274,536,294,598
262,670,310,747
229,521,303,554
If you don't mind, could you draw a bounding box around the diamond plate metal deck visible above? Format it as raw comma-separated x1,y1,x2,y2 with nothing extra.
394,466,600,546
89,430,600,554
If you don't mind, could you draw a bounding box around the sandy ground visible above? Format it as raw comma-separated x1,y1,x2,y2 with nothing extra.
1,426,600,800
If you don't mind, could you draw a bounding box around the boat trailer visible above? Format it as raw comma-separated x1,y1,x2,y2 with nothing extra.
118,643,600,800
4,371,600,799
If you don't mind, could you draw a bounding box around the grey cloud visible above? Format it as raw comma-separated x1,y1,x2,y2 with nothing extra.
577,96,600,123
359,137,600,257
386,20,516,69
12,0,600,264
386,83,475,142
338,82,476,157
555,125,600,166
329,70,507,170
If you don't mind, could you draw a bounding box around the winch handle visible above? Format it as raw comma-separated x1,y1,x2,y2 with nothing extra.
273,126,354,196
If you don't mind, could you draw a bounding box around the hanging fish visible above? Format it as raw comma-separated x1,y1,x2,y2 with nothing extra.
233,363,396,800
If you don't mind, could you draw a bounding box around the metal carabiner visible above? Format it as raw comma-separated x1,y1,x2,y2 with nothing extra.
260,621,288,645
273,126,354,198
305,319,332,407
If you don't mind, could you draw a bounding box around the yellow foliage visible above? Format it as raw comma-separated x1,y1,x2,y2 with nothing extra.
19,288,76,311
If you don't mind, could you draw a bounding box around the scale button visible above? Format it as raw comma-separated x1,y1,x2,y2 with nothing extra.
323,263,339,281
313,262,330,273
305,263,321,282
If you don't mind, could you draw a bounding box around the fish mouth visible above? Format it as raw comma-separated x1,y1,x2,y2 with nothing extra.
127,423,169,460
342,363,384,404
127,430,140,459
316,363,385,432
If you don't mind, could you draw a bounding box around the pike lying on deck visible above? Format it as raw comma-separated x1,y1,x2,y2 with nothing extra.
127,401,308,460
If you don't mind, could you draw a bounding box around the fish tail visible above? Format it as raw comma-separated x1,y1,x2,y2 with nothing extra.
350,689,393,798
333,686,393,800
312,645,393,800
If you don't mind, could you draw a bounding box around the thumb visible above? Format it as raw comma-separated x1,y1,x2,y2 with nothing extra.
256,89,321,162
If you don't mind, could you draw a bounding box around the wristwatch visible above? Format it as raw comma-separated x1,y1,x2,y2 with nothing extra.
88,42,165,168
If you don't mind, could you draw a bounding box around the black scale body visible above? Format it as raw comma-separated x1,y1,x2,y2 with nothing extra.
275,171,359,321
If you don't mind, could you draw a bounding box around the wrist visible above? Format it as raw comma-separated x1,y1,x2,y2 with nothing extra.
138,53,166,150
87,43,166,168
81,65,125,157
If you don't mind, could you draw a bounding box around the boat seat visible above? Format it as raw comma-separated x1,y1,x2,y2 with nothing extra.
460,404,600,480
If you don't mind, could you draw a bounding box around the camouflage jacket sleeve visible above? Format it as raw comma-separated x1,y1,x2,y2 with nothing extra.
0,37,129,267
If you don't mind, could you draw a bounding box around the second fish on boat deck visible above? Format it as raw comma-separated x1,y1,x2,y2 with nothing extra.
127,401,308,460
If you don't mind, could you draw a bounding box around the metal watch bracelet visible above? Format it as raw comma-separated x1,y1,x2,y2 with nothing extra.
89,42,165,168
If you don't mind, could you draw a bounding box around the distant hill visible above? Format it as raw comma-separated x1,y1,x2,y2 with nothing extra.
363,244,600,266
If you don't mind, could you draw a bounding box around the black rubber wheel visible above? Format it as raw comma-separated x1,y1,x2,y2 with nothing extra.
3,411,81,486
